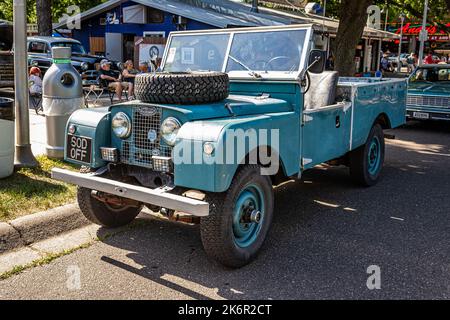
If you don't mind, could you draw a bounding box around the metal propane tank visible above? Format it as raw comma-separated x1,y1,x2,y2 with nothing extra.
42,46,83,158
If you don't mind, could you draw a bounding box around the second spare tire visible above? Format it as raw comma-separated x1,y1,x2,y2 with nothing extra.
134,71,229,105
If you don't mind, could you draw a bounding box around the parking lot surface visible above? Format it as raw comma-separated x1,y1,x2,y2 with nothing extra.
0,120,449,299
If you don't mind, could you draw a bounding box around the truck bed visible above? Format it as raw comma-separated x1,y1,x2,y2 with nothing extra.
302,77,407,169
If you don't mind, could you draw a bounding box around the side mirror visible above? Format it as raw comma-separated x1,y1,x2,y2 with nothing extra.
308,50,326,74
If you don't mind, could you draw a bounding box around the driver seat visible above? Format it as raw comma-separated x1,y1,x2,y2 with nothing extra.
304,71,339,110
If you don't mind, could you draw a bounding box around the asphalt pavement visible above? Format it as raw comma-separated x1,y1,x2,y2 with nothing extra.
0,120,449,299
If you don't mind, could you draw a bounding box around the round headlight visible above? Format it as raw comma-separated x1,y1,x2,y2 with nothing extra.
112,112,131,139
161,117,181,146
81,62,89,70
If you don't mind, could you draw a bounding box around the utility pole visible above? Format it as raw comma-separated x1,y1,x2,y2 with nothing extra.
13,0,38,168
397,13,405,72
418,0,429,66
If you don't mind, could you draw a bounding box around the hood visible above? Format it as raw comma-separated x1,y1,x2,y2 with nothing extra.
408,82,450,95
117,95,292,121
70,54,103,64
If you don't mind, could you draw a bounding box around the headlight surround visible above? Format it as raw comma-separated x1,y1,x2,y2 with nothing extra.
161,117,181,146
81,62,89,70
112,112,132,139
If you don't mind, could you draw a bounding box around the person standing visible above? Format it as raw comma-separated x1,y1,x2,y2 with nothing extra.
29,67,42,95
380,52,391,73
424,51,435,64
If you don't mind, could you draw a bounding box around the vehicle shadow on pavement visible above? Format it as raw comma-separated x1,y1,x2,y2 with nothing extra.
93,158,449,299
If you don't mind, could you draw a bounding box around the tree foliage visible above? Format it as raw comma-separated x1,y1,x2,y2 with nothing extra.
0,0,106,23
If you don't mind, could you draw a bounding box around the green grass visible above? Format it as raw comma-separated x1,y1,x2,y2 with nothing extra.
0,155,79,222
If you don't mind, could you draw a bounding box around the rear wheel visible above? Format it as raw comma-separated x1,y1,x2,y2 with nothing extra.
349,124,385,186
200,165,274,268
77,187,142,227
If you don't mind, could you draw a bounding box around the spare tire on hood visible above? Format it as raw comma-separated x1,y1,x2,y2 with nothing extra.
134,71,229,105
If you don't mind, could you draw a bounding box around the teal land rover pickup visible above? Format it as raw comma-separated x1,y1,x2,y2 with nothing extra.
52,25,407,267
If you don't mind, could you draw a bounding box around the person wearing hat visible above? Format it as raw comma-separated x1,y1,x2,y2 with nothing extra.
29,66,42,95
98,59,130,101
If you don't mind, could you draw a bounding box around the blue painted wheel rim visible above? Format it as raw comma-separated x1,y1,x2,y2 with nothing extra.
368,136,381,176
232,184,265,248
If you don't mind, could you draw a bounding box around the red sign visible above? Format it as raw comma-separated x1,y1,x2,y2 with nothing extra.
395,22,450,36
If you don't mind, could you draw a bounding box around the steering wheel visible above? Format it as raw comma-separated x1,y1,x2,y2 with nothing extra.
265,56,291,71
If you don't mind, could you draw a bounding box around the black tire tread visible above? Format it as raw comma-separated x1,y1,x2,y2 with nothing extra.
200,165,274,268
349,123,385,187
135,72,229,105
77,187,142,228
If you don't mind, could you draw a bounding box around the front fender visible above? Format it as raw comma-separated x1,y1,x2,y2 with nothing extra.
174,112,299,192
64,107,111,168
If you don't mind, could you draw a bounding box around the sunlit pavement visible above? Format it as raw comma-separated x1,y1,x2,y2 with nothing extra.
0,120,449,299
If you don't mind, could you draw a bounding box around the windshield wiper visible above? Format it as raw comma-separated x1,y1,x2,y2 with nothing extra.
228,55,261,78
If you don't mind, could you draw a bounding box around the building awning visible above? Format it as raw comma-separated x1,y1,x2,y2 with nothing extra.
54,0,288,29
257,6,400,40
54,0,399,41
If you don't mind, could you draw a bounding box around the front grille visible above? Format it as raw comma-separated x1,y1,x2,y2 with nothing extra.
120,106,172,169
407,95,450,109
0,63,14,81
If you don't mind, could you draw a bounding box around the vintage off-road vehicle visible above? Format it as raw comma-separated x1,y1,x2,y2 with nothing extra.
52,25,407,267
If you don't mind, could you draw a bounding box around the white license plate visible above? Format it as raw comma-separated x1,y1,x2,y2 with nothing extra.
413,112,429,120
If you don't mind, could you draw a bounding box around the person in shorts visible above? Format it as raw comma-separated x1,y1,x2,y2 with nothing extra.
98,59,131,101
122,60,139,100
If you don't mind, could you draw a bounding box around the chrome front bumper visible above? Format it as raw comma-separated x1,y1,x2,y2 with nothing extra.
51,168,209,216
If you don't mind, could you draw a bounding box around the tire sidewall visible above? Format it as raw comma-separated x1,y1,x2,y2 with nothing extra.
362,124,385,185
220,166,274,264
77,187,142,227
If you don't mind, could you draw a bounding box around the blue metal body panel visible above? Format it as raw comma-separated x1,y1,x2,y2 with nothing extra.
349,79,407,148
64,107,111,168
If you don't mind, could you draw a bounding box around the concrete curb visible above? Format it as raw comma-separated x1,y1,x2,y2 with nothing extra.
0,203,89,254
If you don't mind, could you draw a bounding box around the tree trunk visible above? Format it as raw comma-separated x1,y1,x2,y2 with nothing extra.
334,0,373,76
36,0,52,36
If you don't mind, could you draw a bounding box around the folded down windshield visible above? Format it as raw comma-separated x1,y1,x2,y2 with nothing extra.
162,26,311,79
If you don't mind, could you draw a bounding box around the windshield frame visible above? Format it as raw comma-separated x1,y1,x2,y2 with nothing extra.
161,24,313,81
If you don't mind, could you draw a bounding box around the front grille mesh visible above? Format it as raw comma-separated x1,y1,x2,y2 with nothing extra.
120,106,172,169
407,95,450,109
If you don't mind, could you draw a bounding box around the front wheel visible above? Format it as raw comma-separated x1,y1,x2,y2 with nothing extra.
349,124,385,186
77,187,142,227
200,165,274,268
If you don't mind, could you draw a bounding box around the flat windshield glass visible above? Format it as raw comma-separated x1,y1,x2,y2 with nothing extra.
162,27,310,79
226,30,306,74
51,42,86,55
163,34,230,72
410,67,450,82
